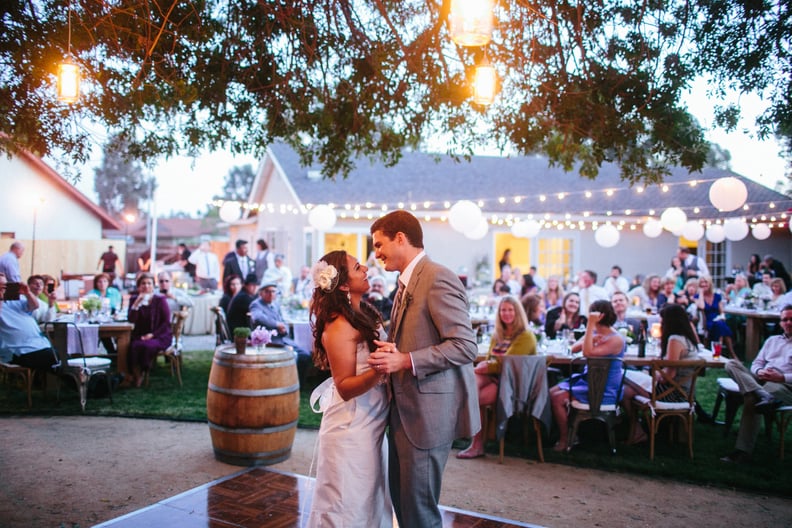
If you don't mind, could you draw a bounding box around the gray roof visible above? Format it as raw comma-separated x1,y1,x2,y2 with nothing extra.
268,142,791,221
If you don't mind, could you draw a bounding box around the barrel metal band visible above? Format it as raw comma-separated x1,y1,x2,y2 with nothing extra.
213,358,295,369
208,419,298,434
208,383,299,397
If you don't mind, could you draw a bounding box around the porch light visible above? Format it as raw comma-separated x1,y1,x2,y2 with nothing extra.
449,0,494,47
472,56,497,106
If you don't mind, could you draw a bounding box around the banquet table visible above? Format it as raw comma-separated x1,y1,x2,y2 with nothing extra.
723,306,780,361
183,293,222,335
542,343,729,369
285,310,312,352
44,319,134,375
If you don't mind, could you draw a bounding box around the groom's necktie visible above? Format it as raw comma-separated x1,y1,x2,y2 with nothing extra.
391,281,404,322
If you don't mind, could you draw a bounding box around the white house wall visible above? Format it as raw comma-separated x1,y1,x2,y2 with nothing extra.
0,155,103,240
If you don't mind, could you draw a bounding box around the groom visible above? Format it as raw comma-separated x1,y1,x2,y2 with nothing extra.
368,210,480,527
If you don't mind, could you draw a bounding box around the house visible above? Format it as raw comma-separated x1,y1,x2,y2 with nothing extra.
233,142,792,291
0,148,121,284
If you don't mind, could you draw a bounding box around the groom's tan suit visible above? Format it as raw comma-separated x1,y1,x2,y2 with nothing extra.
388,256,480,527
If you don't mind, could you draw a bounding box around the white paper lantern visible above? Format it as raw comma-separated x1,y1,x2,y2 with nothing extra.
660,207,687,232
218,201,242,223
308,204,337,230
709,177,748,212
642,219,663,238
682,221,704,241
511,219,541,238
594,224,620,248
723,218,749,241
705,224,725,243
752,223,771,240
448,200,482,233
465,218,489,240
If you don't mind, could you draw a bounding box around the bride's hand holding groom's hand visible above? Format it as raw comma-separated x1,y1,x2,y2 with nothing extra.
369,339,411,374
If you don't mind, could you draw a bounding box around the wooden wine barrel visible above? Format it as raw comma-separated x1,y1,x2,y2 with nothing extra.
206,344,300,466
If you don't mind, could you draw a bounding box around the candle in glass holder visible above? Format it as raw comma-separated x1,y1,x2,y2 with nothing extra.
650,323,662,339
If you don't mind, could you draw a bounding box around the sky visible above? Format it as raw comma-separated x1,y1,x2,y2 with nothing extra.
70,81,788,217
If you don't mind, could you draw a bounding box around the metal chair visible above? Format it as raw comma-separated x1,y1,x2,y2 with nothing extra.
633,359,706,460
212,306,232,346
44,321,113,412
566,356,626,454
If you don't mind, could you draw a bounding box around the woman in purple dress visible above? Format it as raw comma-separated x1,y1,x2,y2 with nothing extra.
127,272,172,387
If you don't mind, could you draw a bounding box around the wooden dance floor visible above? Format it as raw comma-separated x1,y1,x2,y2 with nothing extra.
95,467,541,527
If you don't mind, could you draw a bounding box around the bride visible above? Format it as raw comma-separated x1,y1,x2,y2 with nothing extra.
307,250,393,527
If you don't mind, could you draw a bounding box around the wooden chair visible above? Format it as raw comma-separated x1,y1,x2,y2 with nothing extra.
775,406,792,460
145,306,189,387
0,361,33,408
44,322,114,412
633,359,706,460
212,306,232,346
491,355,550,463
566,356,625,454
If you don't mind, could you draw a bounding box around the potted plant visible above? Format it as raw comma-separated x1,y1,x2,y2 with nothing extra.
232,327,251,354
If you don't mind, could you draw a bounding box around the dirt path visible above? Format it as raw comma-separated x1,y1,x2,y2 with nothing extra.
1,416,789,528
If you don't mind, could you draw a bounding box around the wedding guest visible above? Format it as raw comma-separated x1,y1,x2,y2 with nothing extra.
545,292,586,340
89,273,122,314
188,240,221,290
657,276,677,309
178,243,196,279
747,253,763,285
521,293,545,326
665,256,685,292
678,246,709,279
26,275,56,323
292,265,314,301
96,245,121,283
572,270,609,316
603,265,630,296
769,278,787,309
695,275,735,358
222,239,255,285
542,275,565,311
363,275,393,323
262,253,293,294
157,271,193,315
219,274,242,313
254,239,274,283
0,241,23,282
226,274,259,331
763,254,791,290
549,300,625,451
611,291,640,337
622,303,700,445
137,248,152,273
126,273,172,388
458,296,537,459
628,274,662,313
725,273,752,303
498,249,512,279
752,271,774,299
0,273,56,373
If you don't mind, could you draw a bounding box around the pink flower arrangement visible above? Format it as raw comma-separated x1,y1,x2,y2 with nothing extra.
250,326,275,347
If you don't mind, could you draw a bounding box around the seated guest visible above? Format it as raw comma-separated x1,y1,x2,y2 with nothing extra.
127,273,171,388
26,274,57,323
226,274,259,331
622,303,700,445
725,273,752,303
665,256,686,292
542,275,565,311
720,305,792,463
610,291,640,337
769,278,787,309
603,265,630,296
249,282,311,385
261,253,293,295
521,293,545,326
0,273,56,373
544,292,586,340
458,296,537,459
675,277,699,309
520,273,538,298
695,275,735,358
363,275,393,323
292,265,314,302
752,271,774,299
628,274,662,313
549,300,625,451
219,274,242,313
89,273,122,314
572,270,609,316
657,276,677,309
156,271,193,315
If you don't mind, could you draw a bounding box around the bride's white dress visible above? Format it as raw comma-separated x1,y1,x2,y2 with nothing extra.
306,339,392,528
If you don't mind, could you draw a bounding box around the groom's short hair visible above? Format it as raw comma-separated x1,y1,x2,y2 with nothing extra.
371,210,424,249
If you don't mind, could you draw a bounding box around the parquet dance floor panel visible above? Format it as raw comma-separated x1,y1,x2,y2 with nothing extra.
96,467,541,527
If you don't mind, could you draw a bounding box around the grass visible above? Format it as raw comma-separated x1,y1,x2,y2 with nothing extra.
1,350,789,497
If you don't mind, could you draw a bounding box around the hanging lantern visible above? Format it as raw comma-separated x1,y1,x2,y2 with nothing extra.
449,0,494,47
218,201,242,223
308,204,337,230
705,224,725,243
660,207,687,232
594,224,620,248
709,177,748,212
57,60,80,103
512,219,541,238
465,218,489,240
723,218,749,241
448,200,482,233
642,219,663,238
473,56,497,106
681,221,704,241
752,223,771,240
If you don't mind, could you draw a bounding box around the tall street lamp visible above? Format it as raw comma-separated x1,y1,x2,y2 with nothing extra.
123,213,136,286
31,197,46,273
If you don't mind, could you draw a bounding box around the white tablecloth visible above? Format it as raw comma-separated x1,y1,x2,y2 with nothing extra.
183,293,222,335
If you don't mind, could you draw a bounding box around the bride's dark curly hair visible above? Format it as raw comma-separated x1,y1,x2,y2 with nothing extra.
310,250,382,370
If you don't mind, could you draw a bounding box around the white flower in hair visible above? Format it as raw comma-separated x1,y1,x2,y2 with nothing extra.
312,261,339,293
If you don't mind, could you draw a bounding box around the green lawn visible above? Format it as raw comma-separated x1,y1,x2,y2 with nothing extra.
1,349,789,497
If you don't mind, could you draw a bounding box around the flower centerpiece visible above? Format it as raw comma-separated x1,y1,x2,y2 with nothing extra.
81,294,102,316
250,326,275,352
